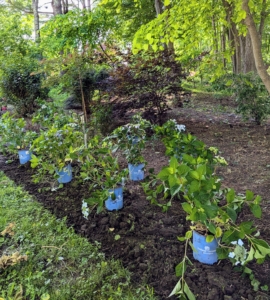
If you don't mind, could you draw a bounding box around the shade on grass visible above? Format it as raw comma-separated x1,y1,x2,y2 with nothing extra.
0,172,155,300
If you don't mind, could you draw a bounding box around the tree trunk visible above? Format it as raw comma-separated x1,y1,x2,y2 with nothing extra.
61,0,68,14
242,32,256,73
154,0,162,16
52,0,62,15
242,0,270,93
86,0,91,10
32,0,40,42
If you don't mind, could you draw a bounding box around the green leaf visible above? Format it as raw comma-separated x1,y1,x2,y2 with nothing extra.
185,230,193,239
245,247,255,264
226,207,237,222
183,281,196,300
170,184,182,197
243,266,252,274
207,222,216,235
189,241,196,252
222,229,239,244
239,221,254,235
256,244,270,256
246,190,254,201
157,168,171,180
169,156,178,171
169,279,182,297
226,189,235,203
189,180,200,193
177,236,186,242
189,171,200,180
215,227,222,238
202,205,218,219
206,235,214,243
250,204,262,218
175,261,187,277
196,164,206,177
217,247,229,259
164,0,170,6
114,234,121,241
235,10,246,23
182,202,193,214
254,195,262,204
183,154,196,165
177,164,191,175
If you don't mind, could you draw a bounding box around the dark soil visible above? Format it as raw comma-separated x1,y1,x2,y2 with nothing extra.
1,93,270,300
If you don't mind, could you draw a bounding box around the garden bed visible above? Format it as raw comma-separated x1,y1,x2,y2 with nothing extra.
1,93,270,299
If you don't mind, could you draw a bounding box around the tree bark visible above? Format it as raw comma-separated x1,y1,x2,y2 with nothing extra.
32,0,40,42
242,0,270,93
154,0,162,16
243,32,256,73
52,0,62,15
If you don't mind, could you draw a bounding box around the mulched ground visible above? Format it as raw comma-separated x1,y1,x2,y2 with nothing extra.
1,93,270,300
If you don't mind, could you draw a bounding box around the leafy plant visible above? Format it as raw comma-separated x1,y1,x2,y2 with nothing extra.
30,124,83,183
143,122,270,299
0,61,48,116
0,113,38,155
107,114,152,165
31,100,79,130
76,135,128,213
228,73,270,125
104,50,184,123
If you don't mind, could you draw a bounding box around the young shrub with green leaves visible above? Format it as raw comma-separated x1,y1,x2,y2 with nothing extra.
76,135,128,214
107,114,152,165
30,123,83,184
0,61,48,116
216,72,270,125
32,100,80,130
0,112,38,156
143,122,270,299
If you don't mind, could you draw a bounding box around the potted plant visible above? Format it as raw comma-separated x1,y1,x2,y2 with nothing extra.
142,125,270,299
170,184,270,300
107,114,152,181
76,136,128,213
17,130,38,164
30,124,83,184
0,112,38,163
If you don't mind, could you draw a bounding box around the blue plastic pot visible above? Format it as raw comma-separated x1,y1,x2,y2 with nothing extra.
127,135,139,145
193,230,219,265
128,163,144,181
57,164,72,183
18,149,31,164
105,187,123,211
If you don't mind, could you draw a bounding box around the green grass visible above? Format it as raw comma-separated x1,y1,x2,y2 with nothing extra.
0,172,155,300
182,79,232,98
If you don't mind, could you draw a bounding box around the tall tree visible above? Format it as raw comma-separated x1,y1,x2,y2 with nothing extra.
32,0,40,42
242,0,270,93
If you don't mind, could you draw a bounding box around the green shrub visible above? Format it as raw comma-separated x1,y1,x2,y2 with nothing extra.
212,72,270,125
0,62,48,116
231,73,270,125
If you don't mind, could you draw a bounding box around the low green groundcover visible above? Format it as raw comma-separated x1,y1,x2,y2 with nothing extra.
0,172,155,300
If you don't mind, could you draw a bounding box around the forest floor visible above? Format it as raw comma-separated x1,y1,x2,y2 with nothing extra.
1,92,270,300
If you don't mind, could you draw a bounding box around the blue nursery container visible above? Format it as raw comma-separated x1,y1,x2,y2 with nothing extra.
18,149,31,164
128,163,144,181
193,230,219,265
57,164,72,183
105,187,123,211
